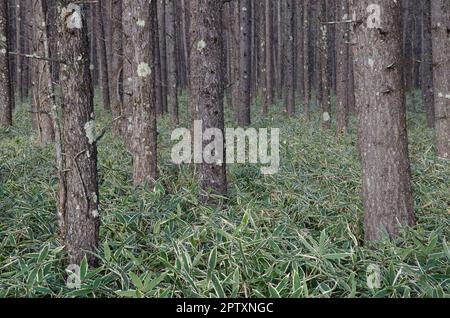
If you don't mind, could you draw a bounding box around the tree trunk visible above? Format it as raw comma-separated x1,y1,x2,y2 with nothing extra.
56,1,99,265
421,0,434,129
95,0,111,112
30,0,55,143
189,0,227,201
0,0,12,128
350,0,415,241
166,0,179,125
158,0,168,114
109,0,123,135
336,0,349,133
285,0,295,115
431,0,450,159
120,0,158,186
237,0,251,126
319,0,331,129
263,0,274,114
302,0,311,121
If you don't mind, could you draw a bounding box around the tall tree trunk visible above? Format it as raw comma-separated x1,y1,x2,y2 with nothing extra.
350,0,415,241
421,0,434,129
158,0,168,114
56,1,99,265
303,0,311,121
189,0,227,201
237,0,251,126
319,0,331,129
166,0,179,125
30,0,54,143
121,0,158,186
263,0,274,114
336,0,349,133
431,0,450,159
0,0,12,127
285,0,295,115
109,0,123,135
154,2,163,116
95,0,111,112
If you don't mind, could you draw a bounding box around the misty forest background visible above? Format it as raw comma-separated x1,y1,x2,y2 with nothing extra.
0,0,449,298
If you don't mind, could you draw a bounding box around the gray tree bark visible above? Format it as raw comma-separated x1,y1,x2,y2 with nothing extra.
56,2,99,265
0,0,12,128
350,0,415,241
237,0,251,126
431,0,450,159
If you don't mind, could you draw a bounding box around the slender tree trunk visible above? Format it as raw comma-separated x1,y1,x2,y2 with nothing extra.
263,0,274,114
56,1,99,265
350,0,415,241
166,0,179,125
0,0,12,128
158,0,168,114
336,0,349,133
154,2,163,117
110,0,123,135
237,0,251,126
95,0,111,112
421,0,434,129
30,0,54,143
285,0,295,115
189,0,227,201
431,0,450,159
303,0,311,121
120,0,158,186
319,0,331,129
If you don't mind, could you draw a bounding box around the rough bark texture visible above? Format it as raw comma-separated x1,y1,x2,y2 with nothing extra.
122,0,158,186
31,0,54,143
302,0,310,121
238,0,251,126
189,0,227,201
0,0,12,128
319,0,331,129
263,0,273,113
166,0,179,125
95,0,111,112
57,2,99,265
158,0,168,114
350,0,415,241
431,0,450,159
336,0,349,133
284,0,295,115
109,0,123,135
421,0,434,129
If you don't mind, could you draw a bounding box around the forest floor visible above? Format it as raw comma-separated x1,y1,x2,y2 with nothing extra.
0,93,449,298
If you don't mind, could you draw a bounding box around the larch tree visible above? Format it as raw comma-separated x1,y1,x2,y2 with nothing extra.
109,0,123,135
56,2,99,265
284,0,295,115
166,0,179,125
421,0,434,129
302,0,311,121
336,0,350,134
0,0,12,128
263,0,274,114
189,0,227,201
431,0,450,160
319,0,332,129
350,0,415,241
238,0,252,126
158,0,168,114
95,0,111,112
30,0,54,143
123,0,158,186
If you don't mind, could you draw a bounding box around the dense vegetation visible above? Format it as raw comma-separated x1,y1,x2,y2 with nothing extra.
1,95,448,298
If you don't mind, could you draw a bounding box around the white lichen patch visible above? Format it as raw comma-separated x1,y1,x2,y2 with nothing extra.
323,112,331,122
1,35,6,42
197,40,206,52
91,210,99,219
137,62,151,78
0,48,6,55
62,4,82,29
136,19,146,27
91,192,98,204
84,120,96,145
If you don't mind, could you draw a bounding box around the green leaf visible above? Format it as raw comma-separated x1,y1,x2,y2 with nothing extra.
37,244,49,263
130,272,143,290
103,241,111,262
268,284,281,298
211,273,226,298
79,256,88,281
143,273,167,293
207,247,218,280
